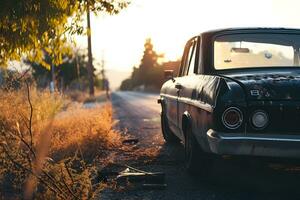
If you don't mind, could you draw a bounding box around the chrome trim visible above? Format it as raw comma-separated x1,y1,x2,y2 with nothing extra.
207,129,300,142
215,135,300,142
207,129,300,158
160,93,213,112
221,107,243,130
250,89,260,96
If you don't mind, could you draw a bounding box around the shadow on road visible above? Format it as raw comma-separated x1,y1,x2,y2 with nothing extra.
111,92,300,200
159,141,300,199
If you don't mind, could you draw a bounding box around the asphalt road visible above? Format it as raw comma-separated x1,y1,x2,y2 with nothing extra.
108,91,300,200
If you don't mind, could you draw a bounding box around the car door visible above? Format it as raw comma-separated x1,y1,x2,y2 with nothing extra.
162,38,194,137
175,37,200,139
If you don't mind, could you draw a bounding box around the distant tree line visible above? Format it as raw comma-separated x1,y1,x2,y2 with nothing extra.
24,50,103,92
120,38,180,91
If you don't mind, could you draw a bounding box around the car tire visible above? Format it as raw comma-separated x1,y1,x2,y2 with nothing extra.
184,125,214,176
161,111,180,144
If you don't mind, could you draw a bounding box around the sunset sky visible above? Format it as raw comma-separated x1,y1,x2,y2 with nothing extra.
75,0,300,88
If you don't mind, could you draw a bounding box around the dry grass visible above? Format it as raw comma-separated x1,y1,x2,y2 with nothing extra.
0,86,121,199
0,88,63,136
50,104,121,161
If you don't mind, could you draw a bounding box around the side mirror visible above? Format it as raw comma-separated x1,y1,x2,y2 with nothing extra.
164,70,175,82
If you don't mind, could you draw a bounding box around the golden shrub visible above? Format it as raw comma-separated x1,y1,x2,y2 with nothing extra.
0,87,119,199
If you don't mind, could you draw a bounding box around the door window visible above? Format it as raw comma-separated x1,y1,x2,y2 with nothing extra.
187,42,196,75
180,38,197,76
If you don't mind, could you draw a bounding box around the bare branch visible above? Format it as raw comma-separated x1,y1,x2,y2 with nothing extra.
40,169,68,197
25,81,33,148
64,162,75,185
60,167,80,200
15,68,30,82
7,130,36,159
1,143,67,200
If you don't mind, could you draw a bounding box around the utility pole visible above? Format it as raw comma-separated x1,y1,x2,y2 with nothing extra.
101,54,105,90
0,68,3,86
75,50,80,79
86,1,95,96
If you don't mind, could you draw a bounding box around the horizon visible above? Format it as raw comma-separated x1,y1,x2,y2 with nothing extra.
75,0,300,88
76,0,300,73
7,0,300,90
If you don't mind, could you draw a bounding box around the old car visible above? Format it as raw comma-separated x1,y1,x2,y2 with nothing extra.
158,28,300,174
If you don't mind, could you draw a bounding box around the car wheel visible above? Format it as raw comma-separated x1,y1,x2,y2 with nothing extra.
161,111,180,143
184,125,214,176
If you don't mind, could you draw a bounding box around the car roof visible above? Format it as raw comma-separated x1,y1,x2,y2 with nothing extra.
199,27,300,37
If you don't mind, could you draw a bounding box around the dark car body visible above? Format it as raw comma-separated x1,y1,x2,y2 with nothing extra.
158,28,300,164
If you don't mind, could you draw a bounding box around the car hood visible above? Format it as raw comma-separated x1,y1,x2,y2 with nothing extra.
222,70,300,100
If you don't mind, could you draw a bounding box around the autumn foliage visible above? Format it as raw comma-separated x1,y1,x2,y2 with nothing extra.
0,0,129,67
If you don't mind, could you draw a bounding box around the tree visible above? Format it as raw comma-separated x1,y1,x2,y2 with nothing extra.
138,38,160,86
0,0,129,95
26,50,90,89
0,0,129,66
120,38,165,91
119,78,132,90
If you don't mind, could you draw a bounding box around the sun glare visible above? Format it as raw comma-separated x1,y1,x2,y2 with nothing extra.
76,0,300,76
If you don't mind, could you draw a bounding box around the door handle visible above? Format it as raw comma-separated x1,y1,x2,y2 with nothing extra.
175,83,183,90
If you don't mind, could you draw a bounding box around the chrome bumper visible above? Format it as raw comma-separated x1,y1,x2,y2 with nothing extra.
207,129,300,158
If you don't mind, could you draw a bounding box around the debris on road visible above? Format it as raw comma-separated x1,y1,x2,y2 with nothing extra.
98,164,167,190
117,168,165,183
117,166,166,190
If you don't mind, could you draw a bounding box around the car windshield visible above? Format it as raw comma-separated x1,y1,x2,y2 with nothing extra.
214,33,300,70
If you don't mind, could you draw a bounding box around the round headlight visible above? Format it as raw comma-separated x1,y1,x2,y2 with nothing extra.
222,107,243,129
251,110,269,129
